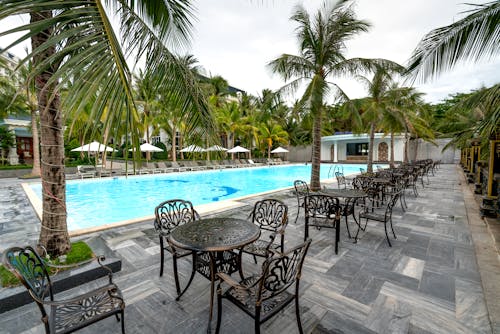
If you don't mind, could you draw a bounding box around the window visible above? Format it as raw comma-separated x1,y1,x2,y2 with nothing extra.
346,142,368,156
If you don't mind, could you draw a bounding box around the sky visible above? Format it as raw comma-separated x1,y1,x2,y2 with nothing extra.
188,0,499,103
1,0,498,104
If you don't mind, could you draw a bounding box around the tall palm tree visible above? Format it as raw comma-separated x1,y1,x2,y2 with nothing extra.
406,1,499,82
0,1,211,256
269,1,395,190
351,64,404,172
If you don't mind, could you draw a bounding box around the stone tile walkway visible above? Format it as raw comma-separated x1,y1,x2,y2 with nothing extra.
0,164,498,333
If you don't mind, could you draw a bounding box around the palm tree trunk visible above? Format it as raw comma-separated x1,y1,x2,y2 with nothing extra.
310,113,322,191
30,108,41,176
367,121,375,173
390,131,395,168
404,130,409,163
32,11,70,256
171,127,177,161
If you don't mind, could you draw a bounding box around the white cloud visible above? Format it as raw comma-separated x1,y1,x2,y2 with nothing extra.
191,0,499,103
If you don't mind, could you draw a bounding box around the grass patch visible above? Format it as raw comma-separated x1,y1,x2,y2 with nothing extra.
0,241,94,288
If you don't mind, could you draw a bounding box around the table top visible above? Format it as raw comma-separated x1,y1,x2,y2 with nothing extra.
320,188,368,198
371,178,392,184
168,217,260,252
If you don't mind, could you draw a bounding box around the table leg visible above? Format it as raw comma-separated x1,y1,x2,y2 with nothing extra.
207,252,216,333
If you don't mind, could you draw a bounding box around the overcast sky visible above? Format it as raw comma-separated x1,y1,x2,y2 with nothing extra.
1,0,498,104
190,0,499,103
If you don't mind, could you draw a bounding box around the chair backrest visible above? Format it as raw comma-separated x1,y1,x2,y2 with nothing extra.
257,239,311,302
294,180,309,199
3,246,54,308
249,198,288,233
154,199,197,235
304,194,341,220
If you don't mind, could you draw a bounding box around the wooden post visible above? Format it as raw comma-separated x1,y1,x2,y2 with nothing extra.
487,140,500,196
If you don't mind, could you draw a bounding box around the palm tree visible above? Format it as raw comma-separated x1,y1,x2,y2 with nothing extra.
1,1,211,256
269,1,395,190
257,122,289,159
406,1,499,82
350,64,404,172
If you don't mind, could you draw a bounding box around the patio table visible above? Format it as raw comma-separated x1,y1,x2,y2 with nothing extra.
168,217,260,332
320,188,368,237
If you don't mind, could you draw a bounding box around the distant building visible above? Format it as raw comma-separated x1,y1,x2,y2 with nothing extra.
321,132,405,163
0,49,33,165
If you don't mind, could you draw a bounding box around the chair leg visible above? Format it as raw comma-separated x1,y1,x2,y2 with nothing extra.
293,203,301,224
172,256,182,299
344,215,352,238
176,253,197,301
252,254,258,264
120,310,125,334
254,306,261,334
390,217,397,239
215,293,223,334
384,221,392,247
354,216,362,243
159,238,165,277
295,296,304,334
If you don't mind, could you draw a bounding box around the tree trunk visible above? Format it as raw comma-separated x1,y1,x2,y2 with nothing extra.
367,121,375,173
171,127,177,161
32,11,70,256
30,108,41,176
390,131,395,168
412,137,419,162
403,130,409,163
310,112,322,191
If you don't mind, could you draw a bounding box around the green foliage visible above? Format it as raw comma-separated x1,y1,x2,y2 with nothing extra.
0,265,19,287
0,241,94,288
152,142,168,159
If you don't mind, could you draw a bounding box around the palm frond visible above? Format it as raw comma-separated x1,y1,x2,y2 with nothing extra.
406,1,500,82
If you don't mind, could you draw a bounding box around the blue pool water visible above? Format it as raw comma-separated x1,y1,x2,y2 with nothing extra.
28,163,368,231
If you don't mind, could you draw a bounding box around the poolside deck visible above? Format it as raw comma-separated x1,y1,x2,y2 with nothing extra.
0,164,499,333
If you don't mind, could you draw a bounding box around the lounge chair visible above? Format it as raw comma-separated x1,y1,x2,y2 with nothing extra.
77,165,96,178
171,161,191,172
155,161,177,173
247,159,263,167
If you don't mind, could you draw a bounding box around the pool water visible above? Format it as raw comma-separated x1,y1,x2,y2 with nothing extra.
28,163,368,231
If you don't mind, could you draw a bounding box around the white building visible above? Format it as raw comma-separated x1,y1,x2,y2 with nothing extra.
321,132,406,163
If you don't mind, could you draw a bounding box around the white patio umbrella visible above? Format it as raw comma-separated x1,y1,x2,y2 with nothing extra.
180,144,206,153
128,143,164,152
226,145,250,153
206,145,228,152
270,146,289,153
227,145,250,159
71,141,115,152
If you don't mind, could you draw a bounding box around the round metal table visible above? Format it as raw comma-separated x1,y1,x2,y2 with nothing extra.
169,217,260,332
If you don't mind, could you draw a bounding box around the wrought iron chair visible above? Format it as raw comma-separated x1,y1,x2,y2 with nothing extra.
239,199,288,278
335,171,351,189
2,246,125,334
304,194,343,254
216,239,312,334
356,190,402,247
293,180,310,224
154,199,201,300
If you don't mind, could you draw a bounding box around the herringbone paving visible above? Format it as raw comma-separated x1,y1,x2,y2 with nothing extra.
0,164,495,333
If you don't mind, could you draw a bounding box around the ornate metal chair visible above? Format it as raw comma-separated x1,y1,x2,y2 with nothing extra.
304,194,343,254
293,180,310,224
239,199,288,278
216,239,312,334
356,190,402,247
2,246,125,334
335,171,351,189
154,199,201,300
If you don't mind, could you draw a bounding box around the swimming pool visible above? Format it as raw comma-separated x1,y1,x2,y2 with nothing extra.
25,163,369,233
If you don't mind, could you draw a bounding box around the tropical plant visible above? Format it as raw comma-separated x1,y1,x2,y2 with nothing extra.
406,1,499,82
257,122,289,159
269,0,397,190
0,126,15,164
0,1,211,256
